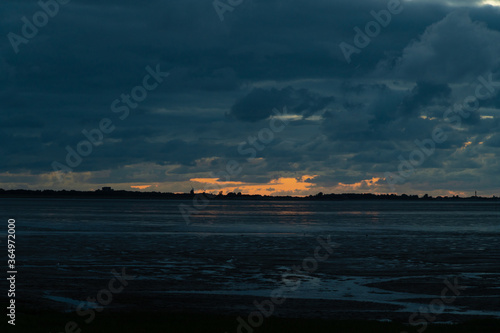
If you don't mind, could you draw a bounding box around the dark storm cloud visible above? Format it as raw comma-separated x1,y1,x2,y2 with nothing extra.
399,81,452,116
485,133,500,147
1,0,500,193
228,86,334,122
385,10,500,83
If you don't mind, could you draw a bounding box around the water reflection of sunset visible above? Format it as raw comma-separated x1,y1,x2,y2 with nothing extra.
341,210,380,222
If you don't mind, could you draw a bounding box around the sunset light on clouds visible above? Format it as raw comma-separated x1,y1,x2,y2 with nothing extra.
481,0,500,6
130,185,154,190
188,175,390,196
190,175,317,196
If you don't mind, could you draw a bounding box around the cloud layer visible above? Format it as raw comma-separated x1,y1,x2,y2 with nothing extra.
1,0,500,196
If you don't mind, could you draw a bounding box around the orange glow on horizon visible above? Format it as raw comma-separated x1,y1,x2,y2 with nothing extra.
130,185,153,190
190,175,317,196
337,177,382,191
446,190,467,197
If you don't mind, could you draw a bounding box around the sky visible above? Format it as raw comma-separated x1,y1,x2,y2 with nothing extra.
1,0,500,196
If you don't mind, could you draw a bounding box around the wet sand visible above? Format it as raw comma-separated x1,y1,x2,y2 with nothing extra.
16,231,500,323
3,199,500,331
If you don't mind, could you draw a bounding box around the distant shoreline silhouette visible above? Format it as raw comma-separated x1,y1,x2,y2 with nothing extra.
0,188,498,201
